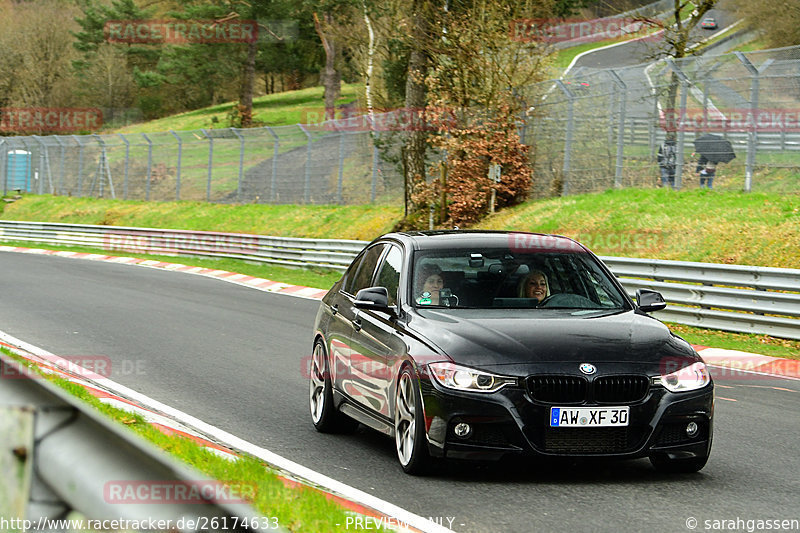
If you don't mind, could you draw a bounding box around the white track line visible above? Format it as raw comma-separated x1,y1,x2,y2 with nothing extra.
0,329,452,533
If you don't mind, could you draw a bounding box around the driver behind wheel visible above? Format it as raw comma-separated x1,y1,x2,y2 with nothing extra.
517,270,550,303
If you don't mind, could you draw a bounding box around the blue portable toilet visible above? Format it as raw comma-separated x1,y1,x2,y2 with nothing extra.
6,150,32,192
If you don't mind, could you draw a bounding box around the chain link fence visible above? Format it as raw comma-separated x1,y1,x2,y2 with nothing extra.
0,118,405,204
2,46,799,204
519,44,800,197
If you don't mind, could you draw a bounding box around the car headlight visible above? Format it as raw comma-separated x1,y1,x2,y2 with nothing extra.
659,361,711,392
428,362,516,393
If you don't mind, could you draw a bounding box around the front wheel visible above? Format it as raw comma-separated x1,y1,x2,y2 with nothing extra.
394,366,431,475
309,340,358,433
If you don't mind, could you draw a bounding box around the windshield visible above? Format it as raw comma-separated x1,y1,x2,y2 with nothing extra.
412,248,629,311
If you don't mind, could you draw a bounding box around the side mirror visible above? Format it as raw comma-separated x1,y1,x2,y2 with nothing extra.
636,288,667,313
354,287,395,315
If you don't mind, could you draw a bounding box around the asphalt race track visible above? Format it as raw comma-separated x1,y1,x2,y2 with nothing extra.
1,252,798,532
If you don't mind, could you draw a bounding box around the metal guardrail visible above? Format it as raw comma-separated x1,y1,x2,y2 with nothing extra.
602,257,800,340
0,220,365,270
1,220,798,340
0,350,265,531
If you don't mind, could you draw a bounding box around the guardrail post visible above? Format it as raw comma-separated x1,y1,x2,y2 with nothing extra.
368,116,378,203
169,130,182,201
650,85,659,161
18,138,33,194
91,134,115,199
118,134,130,200
53,136,66,195
0,404,35,519
232,128,245,202
608,70,627,188
265,127,279,202
334,125,345,204
7,139,17,195
556,80,575,195
298,124,312,203
666,59,688,190
202,129,213,202
72,135,85,196
141,133,153,201
32,136,46,194
371,144,379,203
0,139,6,196
735,52,773,193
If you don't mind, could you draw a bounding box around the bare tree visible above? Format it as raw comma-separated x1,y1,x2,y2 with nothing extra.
0,0,81,108
655,0,719,115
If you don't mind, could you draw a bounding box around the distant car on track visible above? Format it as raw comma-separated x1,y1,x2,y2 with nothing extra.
701,17,718,30
309,231,714,475
563,79,591,92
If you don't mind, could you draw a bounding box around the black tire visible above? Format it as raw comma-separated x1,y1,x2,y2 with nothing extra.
309,340,358,433
649,453,709,473
394,366,431,475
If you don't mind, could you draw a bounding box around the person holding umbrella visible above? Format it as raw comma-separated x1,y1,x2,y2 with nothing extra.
693,134,735,189
696,157,716,189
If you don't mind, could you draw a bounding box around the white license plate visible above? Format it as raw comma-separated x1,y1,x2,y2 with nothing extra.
550,407,629,427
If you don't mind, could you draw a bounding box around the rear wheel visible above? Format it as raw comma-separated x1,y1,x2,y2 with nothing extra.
394,366,431,475
309,340,358,433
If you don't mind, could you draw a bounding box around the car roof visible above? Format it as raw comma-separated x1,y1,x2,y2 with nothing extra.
380,230,588,253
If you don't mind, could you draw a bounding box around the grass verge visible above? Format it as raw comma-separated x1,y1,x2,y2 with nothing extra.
0,195,400,242
1,346,368,532
666,323,800,361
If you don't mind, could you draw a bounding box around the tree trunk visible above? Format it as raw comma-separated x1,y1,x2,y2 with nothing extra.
238,37,257,127
363,0,375,122
403,0,428,216
314,12,340,121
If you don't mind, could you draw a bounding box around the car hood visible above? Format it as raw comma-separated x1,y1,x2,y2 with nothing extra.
405,308,699,371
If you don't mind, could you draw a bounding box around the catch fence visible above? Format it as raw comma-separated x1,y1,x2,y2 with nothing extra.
2,46,799,203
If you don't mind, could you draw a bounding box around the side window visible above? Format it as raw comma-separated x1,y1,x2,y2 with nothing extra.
344,244,386,296
375,246,403,306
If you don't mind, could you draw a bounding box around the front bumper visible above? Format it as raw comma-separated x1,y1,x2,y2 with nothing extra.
419,371,714,461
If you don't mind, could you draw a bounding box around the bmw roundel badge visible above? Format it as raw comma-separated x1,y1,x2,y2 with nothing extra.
579,363,596,375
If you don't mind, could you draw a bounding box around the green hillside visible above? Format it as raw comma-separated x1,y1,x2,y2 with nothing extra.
2,189,798,268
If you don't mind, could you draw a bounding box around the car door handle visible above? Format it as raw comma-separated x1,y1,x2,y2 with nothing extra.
331,304,338,315
353,319,362,332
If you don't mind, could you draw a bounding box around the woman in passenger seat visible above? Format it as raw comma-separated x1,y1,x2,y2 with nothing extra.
415,264,445,305
518,270,550,303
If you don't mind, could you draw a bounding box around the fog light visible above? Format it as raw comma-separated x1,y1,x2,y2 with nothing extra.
686,421,699,437
454,422,472,438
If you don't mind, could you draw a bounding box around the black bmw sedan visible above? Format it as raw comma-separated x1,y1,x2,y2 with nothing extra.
309,231,713,475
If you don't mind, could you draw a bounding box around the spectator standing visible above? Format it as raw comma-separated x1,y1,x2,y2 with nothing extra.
657,135,678,188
